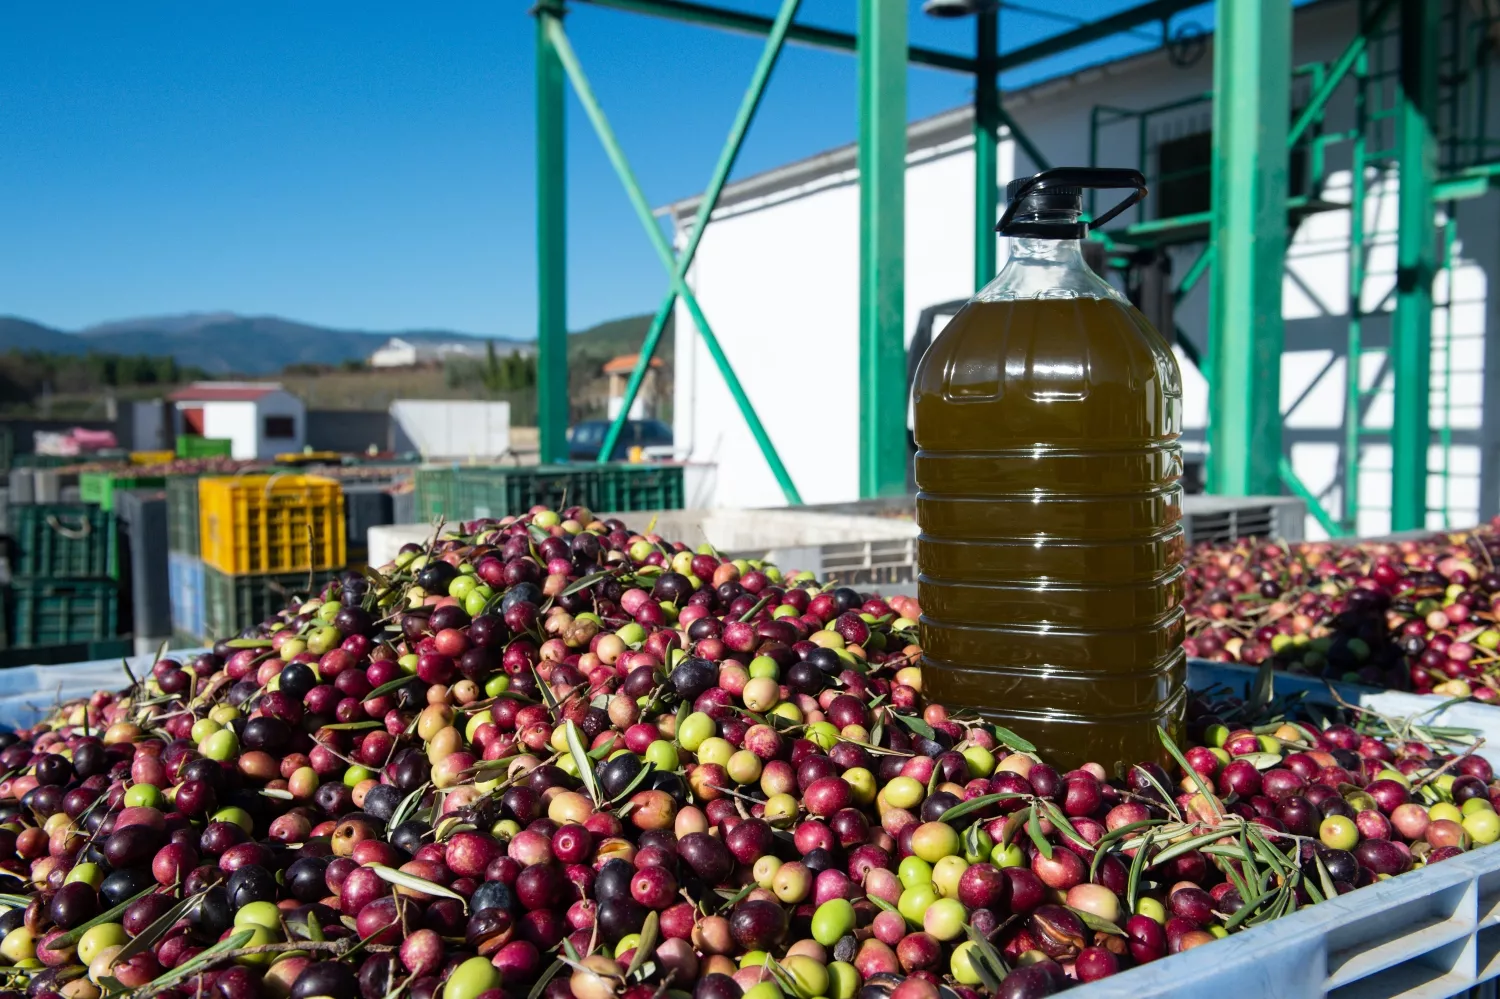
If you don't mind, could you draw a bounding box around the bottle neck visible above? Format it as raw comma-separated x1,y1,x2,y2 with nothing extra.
975,214,1124,304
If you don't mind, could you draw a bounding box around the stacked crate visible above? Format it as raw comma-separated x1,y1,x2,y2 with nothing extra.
413,463,685,523
6,503,119,649
197,475,345,640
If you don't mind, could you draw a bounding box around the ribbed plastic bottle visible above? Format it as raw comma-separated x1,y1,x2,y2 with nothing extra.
912,168,1186,771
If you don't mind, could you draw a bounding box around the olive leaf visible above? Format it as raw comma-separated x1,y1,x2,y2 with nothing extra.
114,890,208,963
566,720,602,807
868,894,899,915
988,725,1036,753
1157,725,1222,819
1314,852,1338,900
1070,908,1125,937
371,864,467,906
938,792,1026,825
962,923,1009,991
528,960,566,999
893,714,936,741
260,788,295,800
1129,763,1184,822
148,929,256,994
1126,831,1152,911
626,911,659,979
45,884,157,950
588,736,619,760
561,573,612,598
366,675,420,701
926,762,943,798
713,883,755,914
1025,803,1052,861
607,761,656,806
737,596,771,623
1041,801,1083,845
1088,819,1167,880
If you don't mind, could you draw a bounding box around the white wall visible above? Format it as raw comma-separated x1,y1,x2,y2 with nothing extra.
671,0,1500,535
194,391,306,460
673,136,1012,509
200,402,259,460
391,401,511,460
255,391,307,460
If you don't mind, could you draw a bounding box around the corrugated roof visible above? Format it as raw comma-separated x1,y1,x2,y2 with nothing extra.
168,382,284,402
603,353,664,374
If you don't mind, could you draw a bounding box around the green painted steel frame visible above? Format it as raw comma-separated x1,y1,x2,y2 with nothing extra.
973,10,999,291
1391,0,1439,530
595,0,804,468
544,18,804,504
536,0,568,465
1206,0,1290,497
858,0,908,499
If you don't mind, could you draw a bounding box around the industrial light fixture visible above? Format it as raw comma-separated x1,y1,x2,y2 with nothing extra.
921,0,998,17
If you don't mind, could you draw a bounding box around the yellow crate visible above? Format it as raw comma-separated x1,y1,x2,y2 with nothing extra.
199,474,346,575
130,450,175,466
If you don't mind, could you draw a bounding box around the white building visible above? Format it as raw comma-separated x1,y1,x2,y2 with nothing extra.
168,383,307,460
368,336,514,368
661,0,1500,538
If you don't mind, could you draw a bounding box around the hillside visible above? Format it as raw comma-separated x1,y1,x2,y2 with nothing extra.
0,313,531,375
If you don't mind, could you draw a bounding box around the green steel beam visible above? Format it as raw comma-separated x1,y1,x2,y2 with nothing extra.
1279,457,1345,537
858,0,907,500
536,0,569,465
1391,0,1438,530
573,0,973,74
1206,0,1289,496
995,0,1204,73
547,19,803,503
995,104,1051,173
598,0,803,465
1344,47,1369,532
1286,0,1395,148
974,9,999,290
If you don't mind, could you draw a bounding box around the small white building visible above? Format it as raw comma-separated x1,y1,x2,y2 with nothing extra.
368,336,497,368
168,383,307,460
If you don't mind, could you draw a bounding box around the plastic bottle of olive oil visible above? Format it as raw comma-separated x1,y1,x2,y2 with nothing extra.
912,168,1186,770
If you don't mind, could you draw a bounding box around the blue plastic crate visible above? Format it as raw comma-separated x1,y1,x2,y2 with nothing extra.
168,552,205,641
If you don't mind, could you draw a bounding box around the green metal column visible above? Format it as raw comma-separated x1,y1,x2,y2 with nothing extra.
597,0,803,465
535,0,569,465
974,8,999,290
1206,0,1290,496
858,0,907,499
1390,0,1438,530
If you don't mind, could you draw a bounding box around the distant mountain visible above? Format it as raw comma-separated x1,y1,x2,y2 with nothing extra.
0,313,533,375
0,317,90,355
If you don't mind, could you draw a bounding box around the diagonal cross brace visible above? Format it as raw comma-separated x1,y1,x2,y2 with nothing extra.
546,17,803,504
596,0,802,478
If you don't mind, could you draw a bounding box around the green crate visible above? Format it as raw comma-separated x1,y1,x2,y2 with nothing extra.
177,436,233,459
451,465,603,521
0,639,131,668
11,580,118,647
167,475,202,554
14,454,76,469
595,464,685,512
9,504,117,579
80,472,168,512
202,565,315,642
413,467,456,522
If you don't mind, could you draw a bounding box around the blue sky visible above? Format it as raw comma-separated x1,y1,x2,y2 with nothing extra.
0,1,1211,337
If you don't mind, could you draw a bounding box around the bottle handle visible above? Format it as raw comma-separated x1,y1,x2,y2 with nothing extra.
996,167,1148,236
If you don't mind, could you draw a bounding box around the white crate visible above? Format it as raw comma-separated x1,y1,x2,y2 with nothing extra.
1073,839,1500,999
0,645,210,730
1188,660,1500,768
